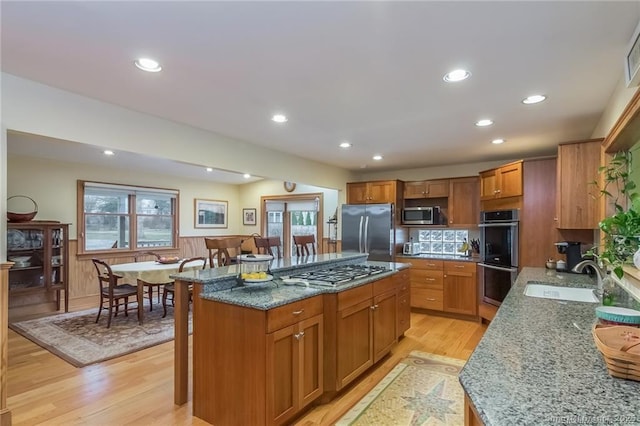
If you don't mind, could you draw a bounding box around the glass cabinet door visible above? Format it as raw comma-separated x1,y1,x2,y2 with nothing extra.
7,227,46,291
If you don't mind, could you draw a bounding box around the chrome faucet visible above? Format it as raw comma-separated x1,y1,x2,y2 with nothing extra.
572,259,608,296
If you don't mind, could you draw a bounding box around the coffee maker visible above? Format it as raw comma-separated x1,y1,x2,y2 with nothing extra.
554,241,585,273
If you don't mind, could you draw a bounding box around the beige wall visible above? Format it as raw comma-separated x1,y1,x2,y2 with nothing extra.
591,74,639,138
355,159,517,181
1,73,355,191
7,155,243,239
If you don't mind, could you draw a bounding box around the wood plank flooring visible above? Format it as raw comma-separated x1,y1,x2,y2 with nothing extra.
7,307,486,425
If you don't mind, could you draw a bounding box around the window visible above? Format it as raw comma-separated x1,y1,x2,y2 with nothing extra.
78,181,178,254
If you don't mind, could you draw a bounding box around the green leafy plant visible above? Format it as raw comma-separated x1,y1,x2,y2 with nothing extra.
591,151,640,278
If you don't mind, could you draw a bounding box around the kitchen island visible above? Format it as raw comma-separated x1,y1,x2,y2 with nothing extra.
459,267,640,425
170,253,410,425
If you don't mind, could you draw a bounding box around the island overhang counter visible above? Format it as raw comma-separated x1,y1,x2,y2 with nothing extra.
459,267,640,425
169,253,410,415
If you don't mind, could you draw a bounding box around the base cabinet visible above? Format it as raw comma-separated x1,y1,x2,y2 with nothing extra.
395,270,411,337
267,314,323,425
401,258,477,317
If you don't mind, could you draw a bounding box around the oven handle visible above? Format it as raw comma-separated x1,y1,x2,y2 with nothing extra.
478,222,519,228
478,263,518,272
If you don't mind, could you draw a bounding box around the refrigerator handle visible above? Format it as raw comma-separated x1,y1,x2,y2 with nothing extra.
358,216,364,253
364,215,370,253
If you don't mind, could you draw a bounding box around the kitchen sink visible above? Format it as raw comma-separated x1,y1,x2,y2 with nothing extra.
524,282,599,303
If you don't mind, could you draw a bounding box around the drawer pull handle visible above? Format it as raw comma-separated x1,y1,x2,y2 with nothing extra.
370,305,379,310
294,331,305,340
426,263,436,267
292,310,304,315
426,298,437,301
425,278,435,281
454,265,465,269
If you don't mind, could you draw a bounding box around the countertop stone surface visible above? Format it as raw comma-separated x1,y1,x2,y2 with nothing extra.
459,267,640,425
171,253,409,310
396,253,478,262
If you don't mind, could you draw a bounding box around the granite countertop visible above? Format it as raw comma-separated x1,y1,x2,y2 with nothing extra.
396,253,478,262
459,267,640,425
171,253,409,310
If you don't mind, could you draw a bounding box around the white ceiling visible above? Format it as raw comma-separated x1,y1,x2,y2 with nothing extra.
2,1,640,179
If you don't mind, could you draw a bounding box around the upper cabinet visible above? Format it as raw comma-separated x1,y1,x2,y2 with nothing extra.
556,139,602,229
479,160,523,200
347,180,403,204
448,177,480,227
403,179,449,199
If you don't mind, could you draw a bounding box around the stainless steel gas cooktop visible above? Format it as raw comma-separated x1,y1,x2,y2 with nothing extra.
287,264,389,287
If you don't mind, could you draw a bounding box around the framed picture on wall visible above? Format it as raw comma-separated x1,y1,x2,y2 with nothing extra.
195,199,228,228
243,208,257,226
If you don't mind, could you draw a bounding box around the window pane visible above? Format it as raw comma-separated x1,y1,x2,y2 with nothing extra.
136,194,174,215
137,215,173,248
290,211,317,253
84,191,129,214
85,215,130,250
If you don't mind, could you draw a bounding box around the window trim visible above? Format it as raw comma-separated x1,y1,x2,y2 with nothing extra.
77,180,180,256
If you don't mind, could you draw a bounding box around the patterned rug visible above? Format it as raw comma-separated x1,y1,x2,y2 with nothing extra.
9,302,191,368
336,351,466,426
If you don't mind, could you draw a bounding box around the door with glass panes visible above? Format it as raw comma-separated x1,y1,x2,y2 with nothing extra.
264,198,320,257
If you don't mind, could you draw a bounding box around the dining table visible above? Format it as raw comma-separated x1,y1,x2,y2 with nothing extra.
110,260,203,324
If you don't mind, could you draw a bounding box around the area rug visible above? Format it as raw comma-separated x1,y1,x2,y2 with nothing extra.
336,351,466,426
9,303,191,368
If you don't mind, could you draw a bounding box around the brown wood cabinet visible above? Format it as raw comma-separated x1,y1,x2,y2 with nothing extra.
480,161,523,200
395,269,411,337
443,261,477,316
404,179,449,199
401,258,476,317
267,313,323,424
193,295,324,426
7,222,69,312
346,180,402,204
448,177,480,226
556,139,602,229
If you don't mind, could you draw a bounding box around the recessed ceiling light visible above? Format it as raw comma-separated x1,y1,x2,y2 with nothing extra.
475,119,494,127
339,142,352,148
272,114,288,123
134,58,162,72
522,95,547,104
243,173,251,179
491,139,505,144
373,155,383,161
206,167,213,172
443,69,471,82
103,150,114,156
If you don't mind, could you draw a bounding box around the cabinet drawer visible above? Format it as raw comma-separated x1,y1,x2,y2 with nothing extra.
408,259,443,270
444,261,476,274
394,270,410,293
411,269,443,290
267,296,323,333
411,288,443,311
337,283,373,311
373,276,396,296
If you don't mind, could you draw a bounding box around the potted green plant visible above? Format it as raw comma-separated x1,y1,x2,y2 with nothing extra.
591,151,640,278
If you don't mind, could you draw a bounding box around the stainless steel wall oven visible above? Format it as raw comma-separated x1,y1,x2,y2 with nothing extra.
479,209,519,306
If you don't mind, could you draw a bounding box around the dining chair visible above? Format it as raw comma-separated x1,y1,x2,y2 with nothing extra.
92,258,141,328
254,236,282,258
205,237,243,267
162,256,207,318
134,251,165,311
293,234,317,256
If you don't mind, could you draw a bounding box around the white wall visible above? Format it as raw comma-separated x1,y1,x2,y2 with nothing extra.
7,155,242,239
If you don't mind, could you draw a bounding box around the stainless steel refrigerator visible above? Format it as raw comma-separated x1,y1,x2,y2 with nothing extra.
341,203,396,262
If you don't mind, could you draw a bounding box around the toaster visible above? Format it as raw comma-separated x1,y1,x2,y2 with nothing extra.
403,242,421,255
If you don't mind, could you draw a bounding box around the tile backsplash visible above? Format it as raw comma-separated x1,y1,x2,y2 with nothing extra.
409,228,480,255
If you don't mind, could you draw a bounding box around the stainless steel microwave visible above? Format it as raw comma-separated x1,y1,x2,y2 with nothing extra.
402,206,440,225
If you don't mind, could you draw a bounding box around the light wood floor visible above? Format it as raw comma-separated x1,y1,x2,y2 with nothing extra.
7,304,487,426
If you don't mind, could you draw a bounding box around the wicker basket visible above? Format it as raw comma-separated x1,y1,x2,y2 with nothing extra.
7,195,38,223
592,324,640,381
